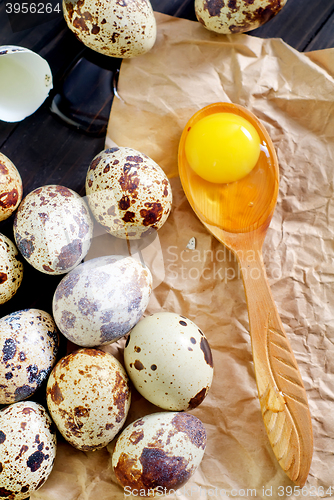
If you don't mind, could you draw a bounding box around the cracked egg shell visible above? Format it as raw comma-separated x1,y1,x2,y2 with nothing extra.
0,233,23,305
85,147,172,240
124,312,213,411
0,401,57,500
112,411,206,496
52,255,153,347
0,309,59,405
0,152,23,222
195,0,288,34
46,348,131,451
0,46,53,123
13,184,93,275
62,0,156,59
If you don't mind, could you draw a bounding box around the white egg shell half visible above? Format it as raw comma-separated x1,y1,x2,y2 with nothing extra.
195,0,288,34
13,185,93,275
0,401,57,500
62,0,156,59
0,46,53,123
0,233,23,305
53,255,152,347
124,312,214,411
46,348,131,451
0,152,23,222
112,411,206,495
0,309,59,405
86,147,172,240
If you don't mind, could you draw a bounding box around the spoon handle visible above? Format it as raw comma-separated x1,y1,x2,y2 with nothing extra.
239,248,313,486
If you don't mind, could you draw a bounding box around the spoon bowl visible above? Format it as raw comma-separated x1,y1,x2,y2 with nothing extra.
178,102,313,486
179,102,278,237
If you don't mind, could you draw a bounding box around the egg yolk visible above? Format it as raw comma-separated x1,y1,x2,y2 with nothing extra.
184,112,261,184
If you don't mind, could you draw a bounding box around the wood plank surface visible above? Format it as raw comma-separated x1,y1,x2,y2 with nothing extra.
250,0,334,51
306,8,334,51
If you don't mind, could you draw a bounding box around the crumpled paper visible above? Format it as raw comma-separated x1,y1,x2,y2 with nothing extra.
36,12,334,500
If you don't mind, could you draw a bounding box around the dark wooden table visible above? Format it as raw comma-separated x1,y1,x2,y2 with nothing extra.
0,0,334,327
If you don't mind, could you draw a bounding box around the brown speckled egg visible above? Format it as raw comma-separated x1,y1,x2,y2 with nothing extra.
0,233,23,305
0,309,59,405
124,312,213,411
63,0,156,59
0,152,23,221
195,0,288,34
112,411,206,496
85,147,172,240
52,255,153,347
13,185,93,274
0,401,57,500
46,348,131,451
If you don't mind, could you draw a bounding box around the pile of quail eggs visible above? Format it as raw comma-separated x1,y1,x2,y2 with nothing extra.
0,147,214,499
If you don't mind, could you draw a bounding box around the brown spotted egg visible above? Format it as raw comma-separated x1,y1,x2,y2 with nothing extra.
85,147,172,240
0,309,59,405
52,255,153,347
195,0,288,34
112,411,206,496
0,152,23,221
0,401,57,500
124,312,213,411
46,348,131,451
13,185,93,275
63,0,156,59
0,233,23,305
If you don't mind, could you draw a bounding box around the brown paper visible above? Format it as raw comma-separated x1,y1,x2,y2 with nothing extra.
35,12,334,500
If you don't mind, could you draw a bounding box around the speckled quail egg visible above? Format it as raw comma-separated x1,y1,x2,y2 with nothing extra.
0,401,57,500
46,348,131,451
0,152,23,221
112,411,206,496
0,233,23,304
0,309,59,405
52,254,152,347
62,0,157,59
124,312,213,411
85,147,172,240
13,184,93,275
195,0,288,34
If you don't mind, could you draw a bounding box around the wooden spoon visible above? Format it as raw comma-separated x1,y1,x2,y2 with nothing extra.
178,102,313,486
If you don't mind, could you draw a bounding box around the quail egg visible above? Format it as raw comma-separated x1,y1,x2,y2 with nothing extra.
13,184,93,274
124,312,213,411
85,147,172,240
195,0,288,34
0,233,23,305
112,411,206,496
52,255,153,347
0,152,23,221
0,401,57,500
62,0,157,59
46,348,131,451
0,309,59,405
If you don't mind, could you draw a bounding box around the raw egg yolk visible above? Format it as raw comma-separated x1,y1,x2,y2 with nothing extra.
184,112,261,184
